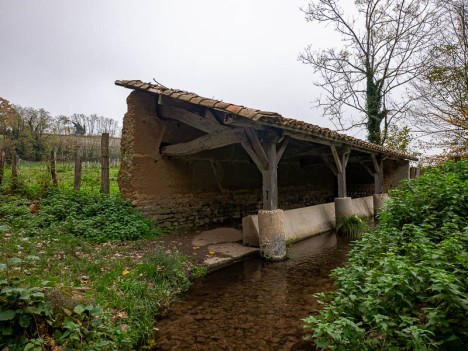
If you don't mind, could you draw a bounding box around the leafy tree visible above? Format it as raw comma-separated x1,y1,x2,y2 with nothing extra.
0,97,19,153
12,106,52,160
383,124,413,154
300,0,441,145
411,0,468,160
0,97,18,136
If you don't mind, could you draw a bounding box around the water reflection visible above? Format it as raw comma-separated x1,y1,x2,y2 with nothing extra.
155,232,351,351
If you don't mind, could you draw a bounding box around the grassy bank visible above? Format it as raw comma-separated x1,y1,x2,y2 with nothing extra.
305,161,468,350
0,165,198,350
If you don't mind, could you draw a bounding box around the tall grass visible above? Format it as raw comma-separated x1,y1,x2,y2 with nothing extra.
0,160,120,196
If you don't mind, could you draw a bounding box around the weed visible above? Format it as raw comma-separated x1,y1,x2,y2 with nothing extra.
335,214,368,239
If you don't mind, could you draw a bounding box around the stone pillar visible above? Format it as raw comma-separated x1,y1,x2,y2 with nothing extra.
373,193,387,215
258,209,286,261
334,197,353,220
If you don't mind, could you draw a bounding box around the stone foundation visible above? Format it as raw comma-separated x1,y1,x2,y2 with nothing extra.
258,209,286,261
334,197,353,219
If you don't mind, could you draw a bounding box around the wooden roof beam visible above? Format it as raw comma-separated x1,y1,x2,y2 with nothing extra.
158,105,228,134
161,129,243,157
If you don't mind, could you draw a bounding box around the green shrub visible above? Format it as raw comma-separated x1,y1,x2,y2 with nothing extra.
305,161,468,350
0,187,188,349
1,189,161,242
0,233,121,351
336,215,368,239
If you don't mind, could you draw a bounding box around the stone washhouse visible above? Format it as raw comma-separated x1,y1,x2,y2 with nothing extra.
116,80,416,260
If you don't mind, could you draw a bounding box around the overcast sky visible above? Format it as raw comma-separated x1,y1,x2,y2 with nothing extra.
0,0,353,133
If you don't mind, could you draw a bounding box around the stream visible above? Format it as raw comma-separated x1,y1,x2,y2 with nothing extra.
155,231,352,351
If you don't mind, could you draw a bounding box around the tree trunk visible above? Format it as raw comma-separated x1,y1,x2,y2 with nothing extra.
366,72,384,144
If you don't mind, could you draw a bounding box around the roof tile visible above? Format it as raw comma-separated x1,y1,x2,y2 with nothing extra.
177,93,198,102
115,79,417,160
213,102,231,109
198,99,219,108
188,96,206,104
226,104,245,114
238,108,261,119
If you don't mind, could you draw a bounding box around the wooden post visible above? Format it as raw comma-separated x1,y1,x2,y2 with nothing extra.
74,146,82,191
331,146,350,198
0,150,5,185
261,142,278,210
11,151,18,179
100,133,110,194
50,149,58,187
337,169,347,198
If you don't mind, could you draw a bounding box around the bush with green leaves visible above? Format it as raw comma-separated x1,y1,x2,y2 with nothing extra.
305,161,468,350
1,189,160,242
0,235,121,351
1,221,194,350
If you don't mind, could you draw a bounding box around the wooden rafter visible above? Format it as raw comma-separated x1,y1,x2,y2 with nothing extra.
241,139,268,171
320,154,338,176
275,137,289,167
359,161,375,177
158,105,227,133
161,129,243,157
330,146,352,198
330,146,343,174
244,128,269,169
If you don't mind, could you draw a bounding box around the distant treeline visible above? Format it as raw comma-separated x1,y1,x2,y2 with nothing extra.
0,97,121,161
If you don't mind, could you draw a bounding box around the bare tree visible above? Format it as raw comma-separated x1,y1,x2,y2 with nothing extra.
411,0,468,159
300,0,441,145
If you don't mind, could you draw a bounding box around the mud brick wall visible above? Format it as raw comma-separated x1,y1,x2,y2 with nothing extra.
119,90,409,228
119,90,336,227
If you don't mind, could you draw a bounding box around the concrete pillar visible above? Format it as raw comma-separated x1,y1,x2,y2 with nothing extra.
334,197,353,220
373,193,387,215
258,209,286,261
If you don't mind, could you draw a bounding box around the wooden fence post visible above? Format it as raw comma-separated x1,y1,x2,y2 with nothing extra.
50,149,58,187
0,150,5,185
74,146,82,191
11,151,18,179
100,133,110,194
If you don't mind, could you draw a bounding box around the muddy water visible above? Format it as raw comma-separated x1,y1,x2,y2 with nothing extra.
155,232,352,351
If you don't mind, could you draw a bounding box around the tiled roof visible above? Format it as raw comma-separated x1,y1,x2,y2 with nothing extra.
115,79,417,161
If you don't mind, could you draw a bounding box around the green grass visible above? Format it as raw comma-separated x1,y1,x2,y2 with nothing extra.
1,223,191,349
0,160,120,197
335,214,368,239
0,164,202,350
